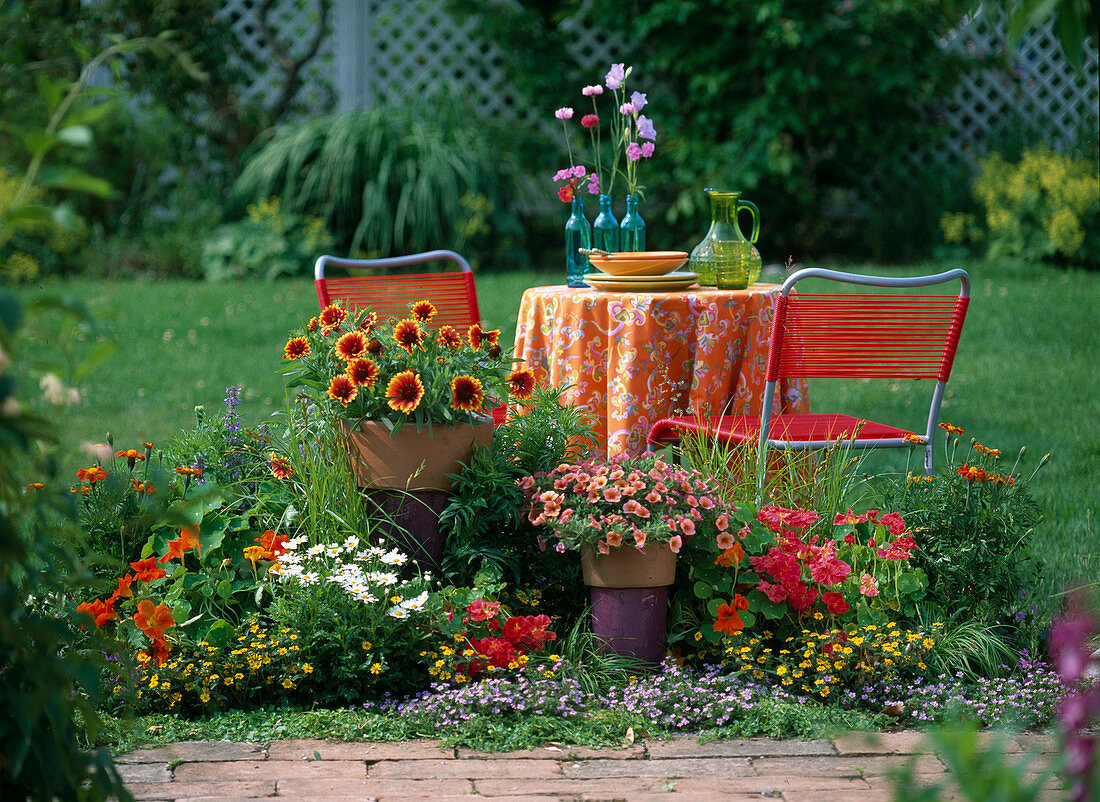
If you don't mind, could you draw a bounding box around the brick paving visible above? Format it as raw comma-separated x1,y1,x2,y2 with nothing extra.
115,731,1064,801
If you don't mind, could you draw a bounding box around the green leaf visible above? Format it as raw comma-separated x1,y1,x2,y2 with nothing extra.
692,580,714,600
62,100,117,127
22,130,60,157
706,597,725,617
216,579,232,599
204,619,235,648
36,166,114,198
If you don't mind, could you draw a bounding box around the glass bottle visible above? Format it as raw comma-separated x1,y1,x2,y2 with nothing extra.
592,194,620,253
619,194,646,252
688,190,762,289
564,195,592,288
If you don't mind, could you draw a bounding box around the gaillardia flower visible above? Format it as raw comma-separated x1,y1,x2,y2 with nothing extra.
319,303,349,332
335,330,369,361
392,319,424,354
346,357,380,388
284,337,310,360
327,374,358,407
386,370,425,413
507,368,536,400
437,326,462,350
450,375,485,412
411,300,437,323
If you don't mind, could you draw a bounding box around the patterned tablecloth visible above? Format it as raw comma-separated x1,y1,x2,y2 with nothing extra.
512,283,811,458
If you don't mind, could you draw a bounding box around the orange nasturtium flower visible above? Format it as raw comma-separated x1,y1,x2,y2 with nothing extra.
411,300,437,323
284,336,310,360
111,573,136,601
450,375,485,413
392,319,424,354
346,357,380,388
133,599,175,639
713,594,749,636
77,598,118,628
254,529,289,559
507,368,536,400
159,526,200,564
242,545,267,565
715,543,746,568
334,330,369,361
130,556,167,583
386,370,425,413
327,374,359,406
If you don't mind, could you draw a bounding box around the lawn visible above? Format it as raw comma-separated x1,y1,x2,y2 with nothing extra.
10,256,1098,593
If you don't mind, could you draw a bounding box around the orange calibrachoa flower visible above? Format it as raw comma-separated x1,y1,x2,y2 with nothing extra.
392,319,424,354
159,526,200,564
386,370,425,413
334,330,369,361
436,325,462,350
346,357,380,388
284,336,310,359
319,303,349,332
76,466,109,484
450,375,485,412
411,300,437,323
269,452,294,479
130,556,167,583
327,374,359,406
713,594,749,636
507,368,536,400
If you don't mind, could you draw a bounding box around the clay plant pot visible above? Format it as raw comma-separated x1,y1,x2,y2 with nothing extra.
580,545,677,666
342,418,493,573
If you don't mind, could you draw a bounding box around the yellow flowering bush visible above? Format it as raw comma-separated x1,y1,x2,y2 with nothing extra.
112,616,314,714
720,623,943,699
943,146,1099,264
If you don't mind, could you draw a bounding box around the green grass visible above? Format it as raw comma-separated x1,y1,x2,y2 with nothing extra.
9,257,1098,592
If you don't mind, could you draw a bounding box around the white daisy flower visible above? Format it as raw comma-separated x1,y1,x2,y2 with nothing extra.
306,544,325,557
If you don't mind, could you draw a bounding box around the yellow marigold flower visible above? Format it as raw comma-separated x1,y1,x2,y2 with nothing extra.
282,678,295,689
923,638,935,649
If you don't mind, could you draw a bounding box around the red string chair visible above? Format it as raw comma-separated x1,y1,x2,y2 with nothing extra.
646,267,971,486
314,250,506,425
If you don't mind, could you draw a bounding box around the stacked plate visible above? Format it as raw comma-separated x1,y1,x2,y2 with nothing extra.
586,250,689,276
584,271,700,292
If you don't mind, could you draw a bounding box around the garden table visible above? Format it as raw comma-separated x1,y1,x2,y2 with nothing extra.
512,283,810,458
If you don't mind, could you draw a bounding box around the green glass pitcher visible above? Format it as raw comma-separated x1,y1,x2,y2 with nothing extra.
688,189,762,289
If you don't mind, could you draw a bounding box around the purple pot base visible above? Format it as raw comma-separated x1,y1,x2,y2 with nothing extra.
589,586,669,666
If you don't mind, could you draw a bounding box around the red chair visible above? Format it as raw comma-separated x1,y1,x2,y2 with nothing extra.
646,267,971,482
314,250,507,425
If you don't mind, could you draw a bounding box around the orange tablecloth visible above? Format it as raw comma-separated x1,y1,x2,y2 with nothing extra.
513,283,810,459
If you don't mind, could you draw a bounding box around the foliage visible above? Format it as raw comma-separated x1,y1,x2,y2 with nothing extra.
230,100,531,269
266,533,432,703
721,622,942,701
200,196,334,281
0,291,130,800
951,0,1100,73
456,0,971,258
521,453,738,554
879,426,1047,640
279,298,534,432
943,147,1100,265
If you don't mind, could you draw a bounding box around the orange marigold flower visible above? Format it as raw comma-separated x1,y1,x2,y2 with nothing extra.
392,319,424,354
70,484,91,495
159,526,200,564
76,466,109,484
142,442,154,450
467,323,485,350
175,466,202,478
450,375,485,412
411,300,437,323
335,330,369,361
133,599,175,639
346,357,380,388
938,422,963,435
26,482,45,490
507,368,536,400
130,556,167,583
115,448,145,470
386,370,425,413
284,336,311,360
319,303,348,331
327,374,359,406
437,325,463,350
902,434,925,444
269,452,294,479
131,479,155,495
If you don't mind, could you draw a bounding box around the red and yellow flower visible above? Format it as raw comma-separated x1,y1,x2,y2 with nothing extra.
335,330,369,361
346,357,380,388
327,374,358,406
411,300,437,323
284,336,311,359
392,319,424,354
507,368,536,400
319,303,349,332
449,375,485,412
386,370,425,413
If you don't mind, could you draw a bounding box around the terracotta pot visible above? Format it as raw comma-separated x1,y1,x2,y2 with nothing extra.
341,418,493,491
580,544,678,588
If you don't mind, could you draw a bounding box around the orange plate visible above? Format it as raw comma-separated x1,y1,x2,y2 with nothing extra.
588,251,689,276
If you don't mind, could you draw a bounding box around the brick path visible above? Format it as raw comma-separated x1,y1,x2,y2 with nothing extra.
115,731,1063,801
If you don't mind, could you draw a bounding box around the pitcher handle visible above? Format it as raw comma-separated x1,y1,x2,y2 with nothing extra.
737,199,761,243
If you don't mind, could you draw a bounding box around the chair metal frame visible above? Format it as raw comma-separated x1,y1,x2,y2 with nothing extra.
314,250,481,328
646,267,971,484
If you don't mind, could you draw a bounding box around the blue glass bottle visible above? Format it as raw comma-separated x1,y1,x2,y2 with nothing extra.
564,195,592,287
592,194,620,253
619,194,646,252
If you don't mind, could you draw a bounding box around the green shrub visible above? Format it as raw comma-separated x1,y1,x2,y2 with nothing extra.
946,146,1100,265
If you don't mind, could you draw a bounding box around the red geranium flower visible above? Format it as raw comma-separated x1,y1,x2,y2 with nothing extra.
822,591,850,615
450,375,485,412
386,370,425,413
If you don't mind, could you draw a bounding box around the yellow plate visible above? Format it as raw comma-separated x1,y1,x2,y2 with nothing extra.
584,271,699,292
587,251,690,276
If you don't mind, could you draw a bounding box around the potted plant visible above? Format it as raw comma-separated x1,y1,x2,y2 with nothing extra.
521,454,737,664
279,299,536,568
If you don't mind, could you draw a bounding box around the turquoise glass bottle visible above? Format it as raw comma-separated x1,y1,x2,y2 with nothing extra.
592,194,620,253
619,194,645,252
564,195,592,287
